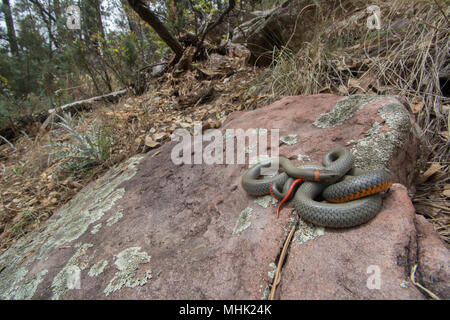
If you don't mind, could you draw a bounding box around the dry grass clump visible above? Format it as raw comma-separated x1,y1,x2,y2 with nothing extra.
262,0,449,242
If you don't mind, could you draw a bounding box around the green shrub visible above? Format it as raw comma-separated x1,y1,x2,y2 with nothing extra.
44,113,113,172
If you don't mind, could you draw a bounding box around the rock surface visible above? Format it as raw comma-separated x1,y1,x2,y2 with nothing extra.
0,94,448,300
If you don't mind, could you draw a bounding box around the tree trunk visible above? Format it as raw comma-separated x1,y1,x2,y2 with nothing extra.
128,0,184,61
121,0,144,41
1,0,19,55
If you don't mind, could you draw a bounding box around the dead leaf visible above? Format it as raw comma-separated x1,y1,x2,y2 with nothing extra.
442,184,450,198
417,162,444,184
144,136,160,148
410,97,425,114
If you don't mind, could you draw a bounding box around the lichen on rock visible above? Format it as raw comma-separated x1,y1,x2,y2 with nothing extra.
254,195,277,208
232,207,253,235
0,156,144,300
280,134,298,145
313,94,377,128
88,260,109,277
104,247,152,296
351,101,412,171
51,243,94,300
293,216,325,245
106,210,123,227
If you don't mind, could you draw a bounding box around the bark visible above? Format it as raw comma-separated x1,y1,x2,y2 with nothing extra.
121,0,144,41
1,0,19,55
127,0,184,60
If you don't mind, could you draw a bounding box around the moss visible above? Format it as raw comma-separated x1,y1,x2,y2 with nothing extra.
232,207,253,235
104,247,152,296
88,260,109,277
313,94,377,128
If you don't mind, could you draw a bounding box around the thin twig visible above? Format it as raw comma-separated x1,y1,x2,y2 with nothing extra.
410,264,441,300
269,223,296,300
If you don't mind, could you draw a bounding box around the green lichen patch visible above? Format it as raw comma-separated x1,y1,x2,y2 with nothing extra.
293,216,325,245
351,101,411,171
106,210,123,227
88,260,109,277
10,269,48,300
280,134,298,145
51,243,94,300
232,207,253,235
36,156,143,259
313,94,377,128
104,247,152,296
254,195,277,208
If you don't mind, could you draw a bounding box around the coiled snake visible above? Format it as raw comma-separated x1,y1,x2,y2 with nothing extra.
241,148,392,228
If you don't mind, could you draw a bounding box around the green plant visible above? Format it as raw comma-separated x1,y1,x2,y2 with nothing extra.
44,113,114,172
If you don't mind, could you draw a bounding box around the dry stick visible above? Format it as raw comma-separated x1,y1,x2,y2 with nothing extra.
410,264,441,300
268,223,297,300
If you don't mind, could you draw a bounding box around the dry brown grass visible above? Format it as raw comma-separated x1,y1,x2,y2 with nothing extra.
260,0,449,242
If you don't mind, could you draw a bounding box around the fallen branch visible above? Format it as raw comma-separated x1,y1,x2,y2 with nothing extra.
269,223,297,300
47,88,128,115
37,89,129,137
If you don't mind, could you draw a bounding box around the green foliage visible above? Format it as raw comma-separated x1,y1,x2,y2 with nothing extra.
44,113,114,172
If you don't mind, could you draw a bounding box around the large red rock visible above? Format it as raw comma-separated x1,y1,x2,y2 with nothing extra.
0,94,447,300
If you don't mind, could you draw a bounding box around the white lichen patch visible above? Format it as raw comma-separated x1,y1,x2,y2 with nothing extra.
104,247,152,296
351,101,411,171
88,260,109,277
0,267,28,300
313,94,377,128
254,195,278,208
365,121,382,136
261,285,270,300
106,210,123,227
280,134,298,145
36,156,143,259
51,243,94,300
232,207,253,235
267,262,277,281
400,280,410,288
293,216,325,245
91,223,102,235
297,154,311,162
10,269,48,300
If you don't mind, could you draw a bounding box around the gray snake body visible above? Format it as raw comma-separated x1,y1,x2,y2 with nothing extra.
241,148,392,228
